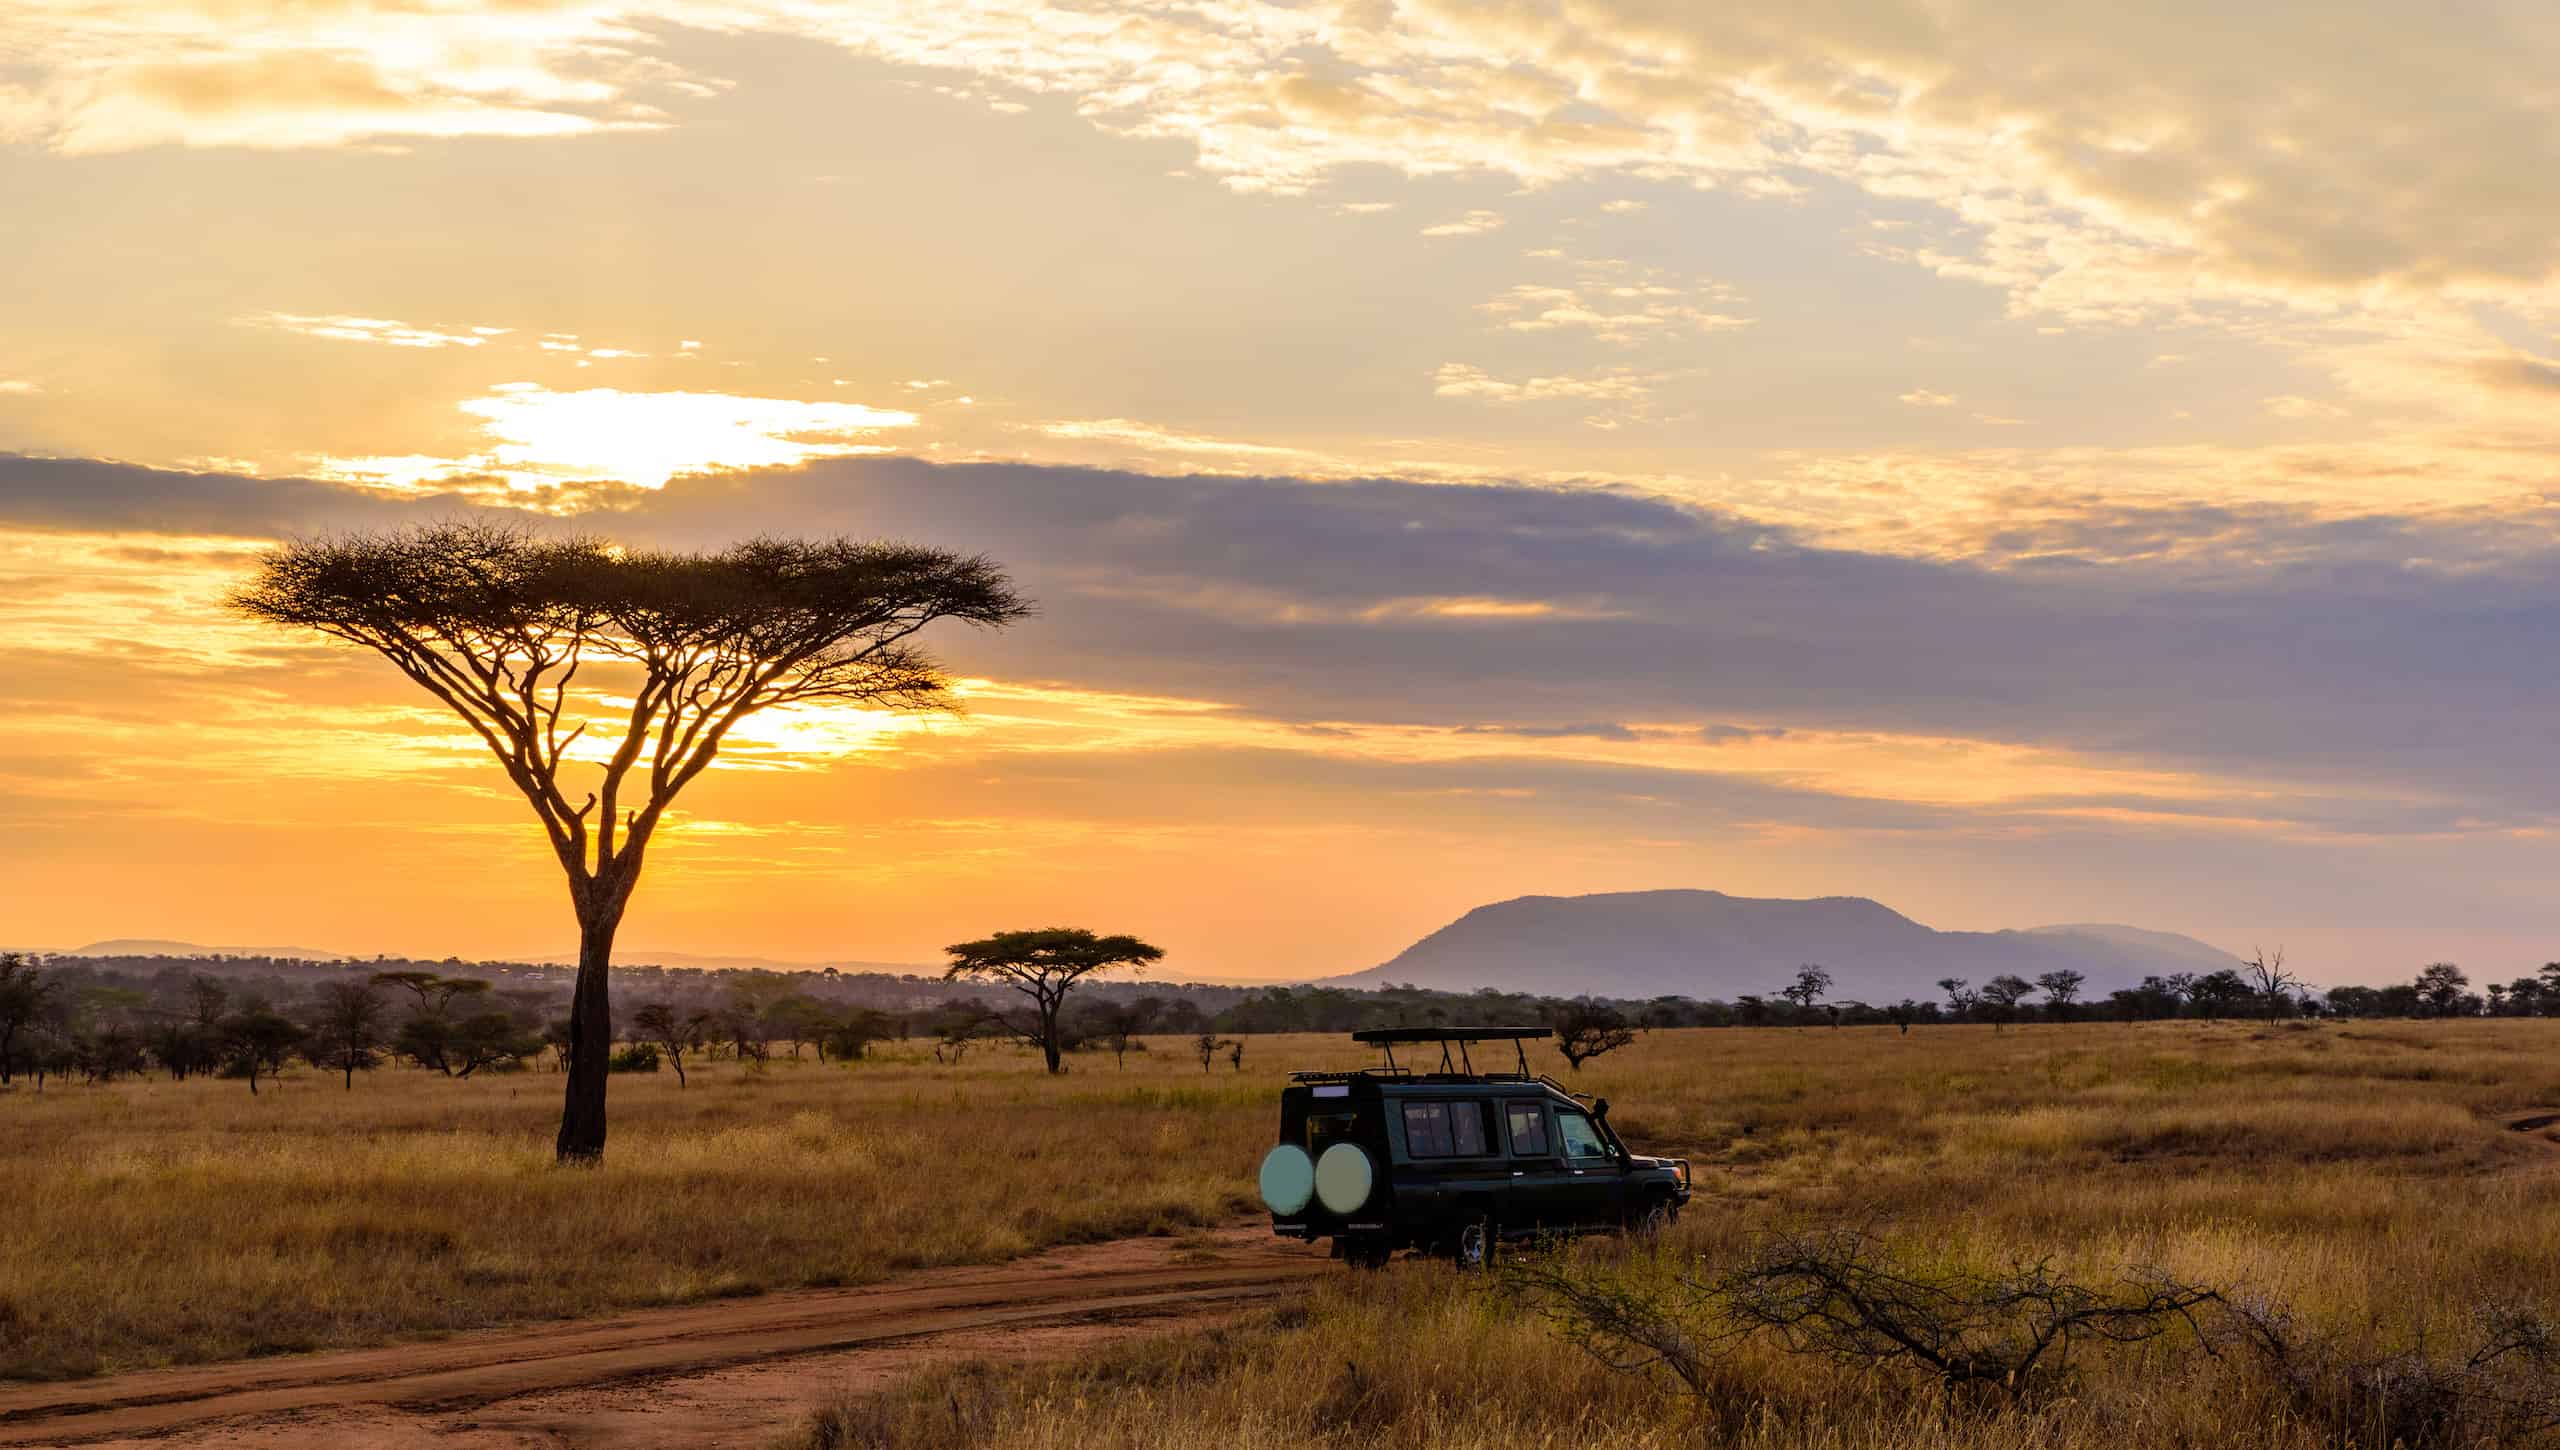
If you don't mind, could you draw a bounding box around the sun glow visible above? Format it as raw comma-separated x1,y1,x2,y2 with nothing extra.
314,384,919,493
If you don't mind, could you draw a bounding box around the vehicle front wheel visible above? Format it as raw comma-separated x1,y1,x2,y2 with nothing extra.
1632,1196,1679,1239
1454,1219,1496,1273
1340,1235,1392,1270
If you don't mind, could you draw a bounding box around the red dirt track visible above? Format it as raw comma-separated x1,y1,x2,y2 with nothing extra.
0,1226,1328,1448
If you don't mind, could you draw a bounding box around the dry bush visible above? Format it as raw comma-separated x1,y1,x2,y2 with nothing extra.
1505,1227,2223,1403
778,1018,2560,1450
2221,1293,2560,1448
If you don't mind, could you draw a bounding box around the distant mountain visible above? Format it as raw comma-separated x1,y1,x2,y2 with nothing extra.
64,938,350,961
1329,890,2240,1001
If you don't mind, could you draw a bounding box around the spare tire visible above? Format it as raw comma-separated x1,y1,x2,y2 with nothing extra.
1314,1141,1375,1215
1258,1143,1315,1214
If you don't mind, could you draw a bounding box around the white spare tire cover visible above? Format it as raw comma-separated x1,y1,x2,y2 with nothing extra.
1258,1144,1315,1214
1314,1142,1375,1215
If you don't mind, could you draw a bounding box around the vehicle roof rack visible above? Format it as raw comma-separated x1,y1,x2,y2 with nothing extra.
1349,1027,1554,1043
1349,1025,1552,1077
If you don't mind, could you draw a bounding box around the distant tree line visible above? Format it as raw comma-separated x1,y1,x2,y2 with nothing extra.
7,949,2557,1093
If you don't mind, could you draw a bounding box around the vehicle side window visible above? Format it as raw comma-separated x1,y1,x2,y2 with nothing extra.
1403,1100,1493,1157
1504,1101,1550,1156
1450,1100,1489,1155
1556,1110,1613,1161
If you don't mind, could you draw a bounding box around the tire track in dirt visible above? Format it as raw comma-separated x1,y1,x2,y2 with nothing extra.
0,1227,1329,1447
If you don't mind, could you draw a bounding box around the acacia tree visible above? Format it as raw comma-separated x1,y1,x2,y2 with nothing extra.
630,1000,711,1087
0,953,57,1085
1978,974,2034,1031
1779,965,1833,1024
2034,969,2086,1023
1934,977,1975,1023
305,978,389,1089
944,928,1164,1074
233,523,1026,1161
1551,1000,1638,1070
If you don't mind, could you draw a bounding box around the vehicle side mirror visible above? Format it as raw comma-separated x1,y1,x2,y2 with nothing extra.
1592,1097,1611,1118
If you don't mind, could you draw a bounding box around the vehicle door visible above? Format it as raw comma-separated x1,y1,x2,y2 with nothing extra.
1550,1105,1626,1226
1497,1098,1572,1233
1395,1096,1505,1239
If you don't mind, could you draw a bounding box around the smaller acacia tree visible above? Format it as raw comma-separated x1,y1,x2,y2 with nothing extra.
305,979,389,1089
1552,1000,1638,1071
0,953,58,1086
1083,996,1165,1068
630,1001,711,1087
1936,977,1975,1023
1779,965,1834,1024
944,929,1164,1075
1979,974,2034,1031
2033,969,2086,1024
223,1005,306,1094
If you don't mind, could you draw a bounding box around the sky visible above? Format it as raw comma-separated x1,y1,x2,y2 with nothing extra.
4,1,2559,985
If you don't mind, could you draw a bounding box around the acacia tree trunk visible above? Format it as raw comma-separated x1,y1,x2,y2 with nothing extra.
557,882,631,1164
1038,993,1064,1075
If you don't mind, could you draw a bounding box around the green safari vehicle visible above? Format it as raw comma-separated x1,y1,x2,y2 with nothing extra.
1257,1027,1691,1268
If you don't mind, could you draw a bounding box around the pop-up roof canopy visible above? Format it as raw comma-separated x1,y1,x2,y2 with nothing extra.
1349,1025,1552,1076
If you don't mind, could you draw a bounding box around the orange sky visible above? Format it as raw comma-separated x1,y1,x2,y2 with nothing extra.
5,1,2560,983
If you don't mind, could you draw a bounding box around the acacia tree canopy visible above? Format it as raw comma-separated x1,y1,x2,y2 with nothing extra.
943,928,1164,1075
231,522,1028,1161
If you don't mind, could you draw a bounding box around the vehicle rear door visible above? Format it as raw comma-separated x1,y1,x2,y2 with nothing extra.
1394,1095,1506,1240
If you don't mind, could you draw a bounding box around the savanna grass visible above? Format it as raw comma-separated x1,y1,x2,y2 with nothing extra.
0,1035,1349,1379
798,1018,2560,1449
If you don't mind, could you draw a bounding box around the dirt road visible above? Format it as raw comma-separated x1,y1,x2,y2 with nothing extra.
0,1226,1329,1448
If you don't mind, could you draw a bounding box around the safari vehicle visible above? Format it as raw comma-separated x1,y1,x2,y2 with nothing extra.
1256,1026,1692,1268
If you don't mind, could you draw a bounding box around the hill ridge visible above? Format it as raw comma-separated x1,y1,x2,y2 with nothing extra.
1332,889,2236,999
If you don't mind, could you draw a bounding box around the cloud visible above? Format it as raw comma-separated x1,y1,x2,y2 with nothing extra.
1455,722,1643,741
4,8,666,153
1421,210,1504,237
0,381,39,395
1899,389,1959,408
1432,363,1663,404
1477,258,1753,345
20,451,2560,857
16,2,2560,327
2475,357,2560,394
1030,418,1316,461
244,313,505,349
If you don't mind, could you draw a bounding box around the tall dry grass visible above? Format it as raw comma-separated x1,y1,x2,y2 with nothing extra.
0,1036,1355,1379
798,1018,2560,1449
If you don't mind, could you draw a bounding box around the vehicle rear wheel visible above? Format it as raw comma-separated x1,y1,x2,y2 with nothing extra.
1454,1219,1495,1273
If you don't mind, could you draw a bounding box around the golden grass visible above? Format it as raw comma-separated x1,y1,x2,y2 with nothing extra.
0,1038,1335,1379
796,1019,2560,1449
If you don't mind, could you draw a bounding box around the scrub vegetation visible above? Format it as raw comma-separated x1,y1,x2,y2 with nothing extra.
10,1014,2560,1450
796,1017,2560,1450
